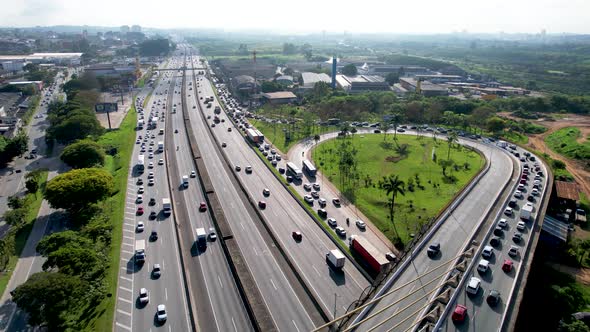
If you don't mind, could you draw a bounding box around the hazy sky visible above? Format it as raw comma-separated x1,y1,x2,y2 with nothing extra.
2,0,589,34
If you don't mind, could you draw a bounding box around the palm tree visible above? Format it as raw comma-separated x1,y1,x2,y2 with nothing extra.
446,132,458,160
379,175,406,241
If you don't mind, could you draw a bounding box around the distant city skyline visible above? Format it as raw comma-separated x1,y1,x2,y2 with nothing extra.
2,0,590,34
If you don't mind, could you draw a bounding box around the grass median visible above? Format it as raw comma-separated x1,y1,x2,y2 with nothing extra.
313,134,484,245
86,104,137,331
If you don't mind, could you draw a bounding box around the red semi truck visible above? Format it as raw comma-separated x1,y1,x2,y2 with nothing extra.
350,235,389,274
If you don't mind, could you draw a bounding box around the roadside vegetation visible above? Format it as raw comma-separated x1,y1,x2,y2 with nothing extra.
0,170,48,296
546,127,590,161
8,75,138,330
313,133,483,247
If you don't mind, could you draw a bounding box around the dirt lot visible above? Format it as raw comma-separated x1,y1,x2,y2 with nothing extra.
550,263,590,286
95,92,134,129
500,112,590,200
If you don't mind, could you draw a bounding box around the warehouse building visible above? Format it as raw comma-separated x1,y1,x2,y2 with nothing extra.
262,91,297,105
300,72,332,90
336,75,390,93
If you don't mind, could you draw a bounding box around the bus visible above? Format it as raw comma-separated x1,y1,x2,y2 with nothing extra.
286,162,303,179
302,159,317,177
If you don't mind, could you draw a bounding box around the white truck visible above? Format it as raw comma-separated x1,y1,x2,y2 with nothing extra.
135,239,146,264
158,141,164,152
326,249,346,270
521,202,534,221
182,175,189,188
196,227,207,247
137,119,144,129
162,198,172,216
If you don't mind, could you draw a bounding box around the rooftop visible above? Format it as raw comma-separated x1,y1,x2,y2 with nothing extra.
262,91,297,99
542,215,569,243
555,181,580,201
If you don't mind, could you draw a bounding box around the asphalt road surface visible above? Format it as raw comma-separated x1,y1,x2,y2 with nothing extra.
192,57,370,321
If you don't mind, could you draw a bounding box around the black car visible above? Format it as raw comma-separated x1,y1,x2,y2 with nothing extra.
150,231,158,241
489,236,501,247
149,211,157,220
149,198,156,206
493,227,504,236
317,209,328,218
527,195,535,202
427,243,441,258
486,290,500,307
508,199,517,208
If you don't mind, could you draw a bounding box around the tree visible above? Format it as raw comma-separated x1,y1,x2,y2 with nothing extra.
342,64,358,76
311,81,331,101
25,170,43,194
45,168,114,214
260,81,283,93
11,272,88,330
60,140,105,169
471,106,494,132
385,72,399,86
5,131,29,157
43,246,106,280
486,116,506,134
282,43,297,55
379,175,406,241
37,231,93,256
7,195,25,209
300,43,313,60
446,132,458,160
438,159,454,178
139,38,171,56
3,208,26,227
49,113,104,144
561,320,590,332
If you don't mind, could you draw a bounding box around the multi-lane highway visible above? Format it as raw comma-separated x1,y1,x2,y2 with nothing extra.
190,53,370,321
184,54,319,330
114,56,190,332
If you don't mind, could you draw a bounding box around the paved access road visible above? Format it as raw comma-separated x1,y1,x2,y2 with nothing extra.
192,56,370,321
185,55,318,330
437,146,549,332
114,56,190,332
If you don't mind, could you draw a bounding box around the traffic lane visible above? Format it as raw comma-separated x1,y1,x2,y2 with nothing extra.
186,85,316,330
452,153,547,332
131,76,190,332
171,86,253,331
196,90,369,317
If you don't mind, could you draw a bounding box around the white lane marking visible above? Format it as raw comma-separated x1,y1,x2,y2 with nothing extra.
253,247,258,256
120,276,132,282
123,229,135,234
270,278,278,291
117,309,131,316
165,288,168,301
168,325,172,332
240,222,245,230
122,250,133,255
217,275,224,289
232,317,238,332
119,286,132,293
312,265,320,276
292,320,301,332
115,322,131,331
123,236,134,240
118,297,132,304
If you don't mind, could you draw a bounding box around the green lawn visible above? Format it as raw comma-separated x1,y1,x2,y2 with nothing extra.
546,127,590,161
313,134,484,245
251,119,336,153
0,170,48,297
82,104,137,331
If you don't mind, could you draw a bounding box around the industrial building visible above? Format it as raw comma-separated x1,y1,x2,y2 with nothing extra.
275,75,294,86
399,77,449,96
262,91,297,105
335,75,390,93
230,75,258,96
85,64,136,77
300,72,332,90
367,65,431,76
0,52,82,66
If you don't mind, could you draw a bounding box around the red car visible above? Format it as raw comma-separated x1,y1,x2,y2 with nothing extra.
502,259,513,273
136,206,144,215
199,202,207,212
258,201,267,209
451,304,467,323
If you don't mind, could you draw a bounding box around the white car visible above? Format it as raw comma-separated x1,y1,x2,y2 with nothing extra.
148,162,154,168
137,221,145,232
327,218,337,228
139,288,149,304
356,220,366,229
514,191,523,199
136,194,143,203
482,245,494,259
466,277,481,295
498,218,508,228
149,152,154,159
318,198,327,206
516,221,526,231
156,304,167,322
190,171,196,178
137,186,144,194
477,259,490,273
508,245,519,257
304,195,314,204
303,183,312,191
504,207,513,216
158,159,164,165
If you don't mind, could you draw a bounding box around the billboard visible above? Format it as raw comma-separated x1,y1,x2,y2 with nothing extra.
95,103,118,113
